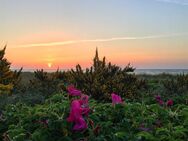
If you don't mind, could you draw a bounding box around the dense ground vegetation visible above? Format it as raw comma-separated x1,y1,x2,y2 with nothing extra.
0,94,188,141
0,46,188,140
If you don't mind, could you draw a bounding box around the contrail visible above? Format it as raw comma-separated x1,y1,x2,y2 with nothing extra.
16,33,188,48
154,0,188,6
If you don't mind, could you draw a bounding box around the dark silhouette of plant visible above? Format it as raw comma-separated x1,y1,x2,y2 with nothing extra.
163,74,188,95
29,69,65,97
65,48,146,101
0,46,22,95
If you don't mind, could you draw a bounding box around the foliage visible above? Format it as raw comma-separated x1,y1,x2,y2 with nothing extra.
0,45,187,141
63,48,147,101
0,93,187,141
0,84,13,95
0,46,22,95
28,69,64,97
163,74,188,95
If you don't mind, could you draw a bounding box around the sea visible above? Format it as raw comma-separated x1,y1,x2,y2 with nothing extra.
134,69,188,75
14,69,188,75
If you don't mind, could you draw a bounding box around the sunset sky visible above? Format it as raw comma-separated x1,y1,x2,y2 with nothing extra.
0,0,188,70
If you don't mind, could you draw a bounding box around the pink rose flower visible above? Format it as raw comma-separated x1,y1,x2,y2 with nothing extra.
166,99,173,107
67,95,90,131
79,94,90,116
67,85,82,96
158,100,164,106
155,95,161,101
111,93,123,105
155,95,164,106
67,100,87,131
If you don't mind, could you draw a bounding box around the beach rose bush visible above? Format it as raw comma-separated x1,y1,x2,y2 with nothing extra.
155,95,174,107
0,93,187,141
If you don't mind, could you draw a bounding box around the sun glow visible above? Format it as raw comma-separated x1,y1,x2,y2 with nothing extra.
47,63,52,68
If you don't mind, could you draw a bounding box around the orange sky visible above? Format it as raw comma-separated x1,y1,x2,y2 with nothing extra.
4,35,188,70
1,0,188,70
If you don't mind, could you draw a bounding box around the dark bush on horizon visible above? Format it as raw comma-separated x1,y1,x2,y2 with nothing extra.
163,74,188,95
0,46,22,108
62,49,147,101
0,46,22,95
28,69,65,97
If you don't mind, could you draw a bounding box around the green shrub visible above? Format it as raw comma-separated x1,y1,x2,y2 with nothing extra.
163,74,188,95
63,49,146,101
0,93,187,141
0,46,22,95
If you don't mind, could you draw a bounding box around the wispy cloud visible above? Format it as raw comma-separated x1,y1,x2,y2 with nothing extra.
16,33,188,48
154,0,188,6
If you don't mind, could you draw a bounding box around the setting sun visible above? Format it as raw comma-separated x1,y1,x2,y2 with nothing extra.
47,63,52,68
